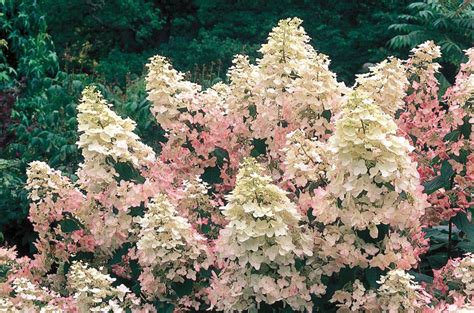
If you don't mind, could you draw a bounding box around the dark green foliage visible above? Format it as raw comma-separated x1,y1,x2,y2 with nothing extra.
389,0,474,79
38,0,410,86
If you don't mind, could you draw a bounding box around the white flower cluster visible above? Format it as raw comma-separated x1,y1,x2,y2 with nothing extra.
26,161,73,203
331,269,430,312
291,51,345,130
331,279,377,311
227,54,259,113
258,17,314,85
254,17,345,139
355,57,408,116
319,92,425,233
0,277,65,312
211,158,317,311
408,40,442,80
410,40,442,65
135,194,210,299
376,269,431,311
77,86,155,191
452,254,474,301
145,55,200,128
67,261,137,312
282,129,327,187
178,176,213,223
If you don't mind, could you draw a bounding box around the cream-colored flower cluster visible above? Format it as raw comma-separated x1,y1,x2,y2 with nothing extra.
408,40,442,81
135,194,210,300
258,18,314,86
227,54,259,113
331,269,430,312
211,158,318,311
145,55,200,128
355,57,408,116
320,92,425,233
67,261,137,312
451,254,474,301
448,48,474,109
410,40,442,65
26,161,73,203
178,176,221,232
376,269,431,311
282,129,327,187
77,86,155,191
0,277,68,312
253,18,345,141
331,279,377,311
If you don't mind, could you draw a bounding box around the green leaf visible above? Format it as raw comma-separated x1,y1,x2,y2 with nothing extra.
427,253,448,269
59,218,81,233
423,160,454,194
452,212,474,238
443,130,459,142
410,271,434,284
457,240,474,252
172,279,194,297
365,267,383,289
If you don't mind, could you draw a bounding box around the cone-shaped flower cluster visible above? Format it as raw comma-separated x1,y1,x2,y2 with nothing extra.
145,55,200,128
210,158,316,312
67,261,140,312
77,86,155,191
355,57,408,116
319,92,426,234
332,269,431,311
135,194,211,303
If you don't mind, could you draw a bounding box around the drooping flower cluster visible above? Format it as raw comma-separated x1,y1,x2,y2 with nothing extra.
209,158,319,312
134,194,211,308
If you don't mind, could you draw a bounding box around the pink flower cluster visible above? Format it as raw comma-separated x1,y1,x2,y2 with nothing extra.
397,42,473,225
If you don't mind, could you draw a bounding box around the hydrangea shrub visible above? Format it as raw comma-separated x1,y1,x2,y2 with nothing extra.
1,18,472,312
